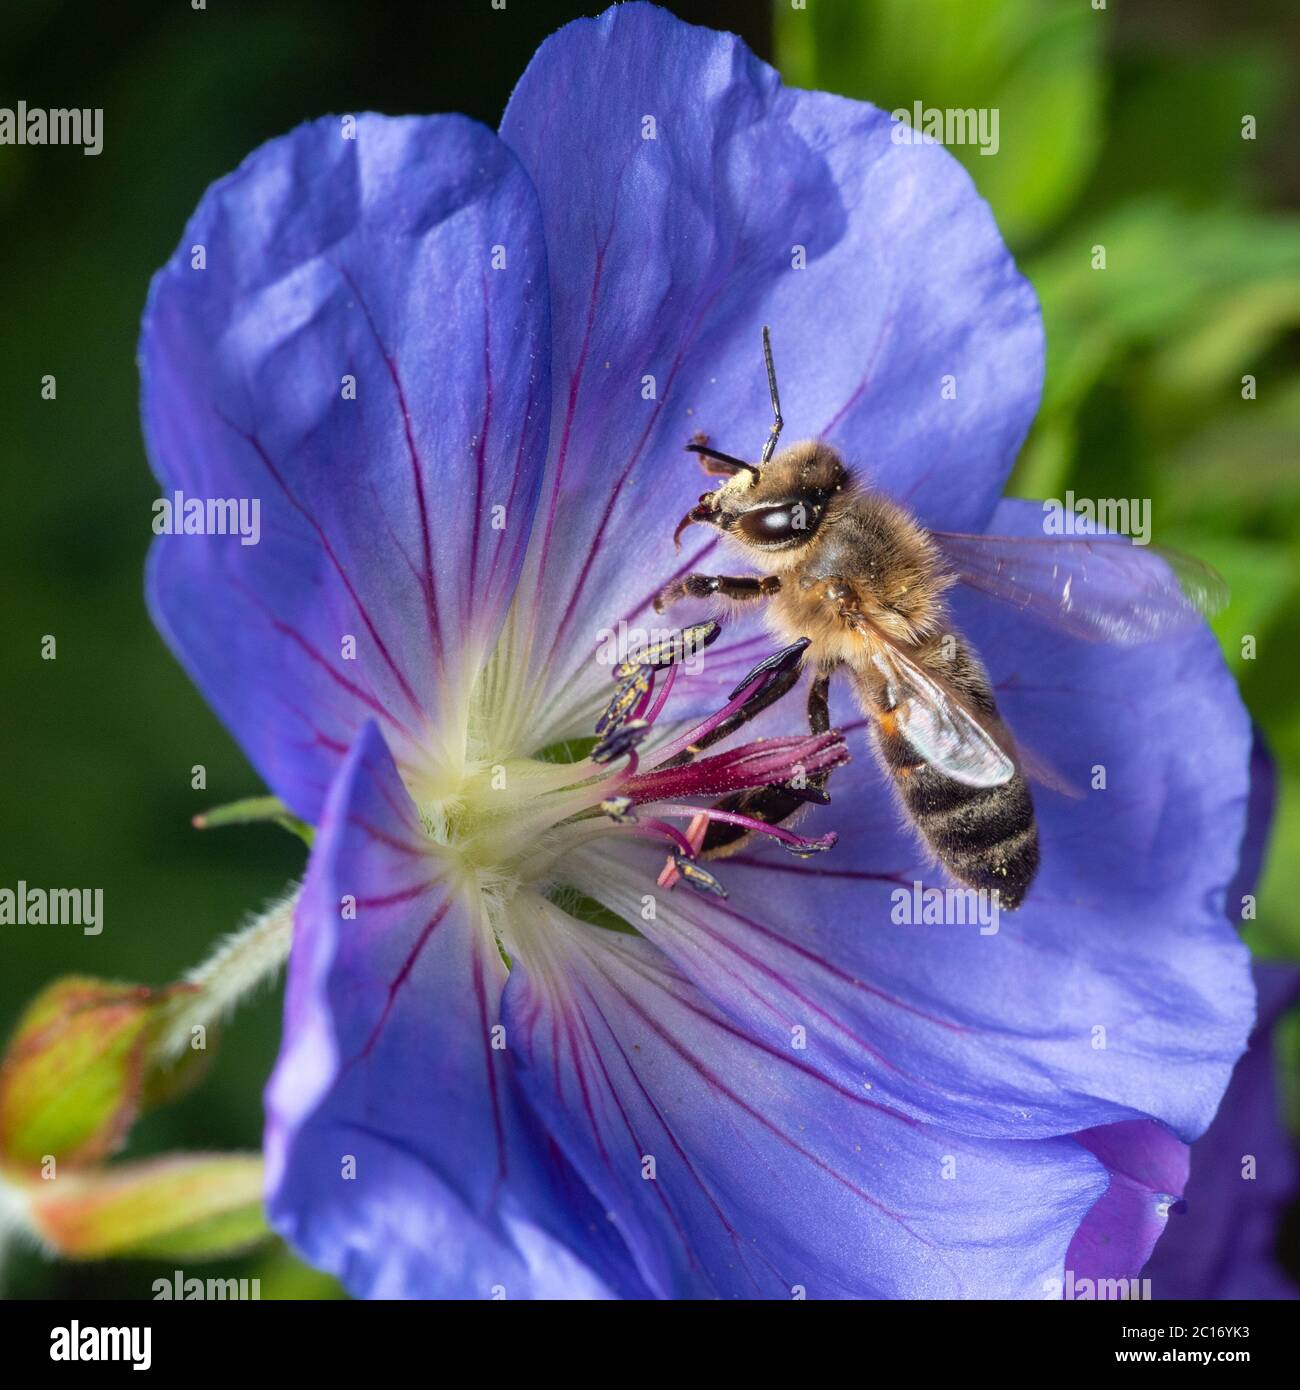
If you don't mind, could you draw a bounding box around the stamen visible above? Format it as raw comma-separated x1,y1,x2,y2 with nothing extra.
627,731,848,803
613,620,722,676
591,718,650,766
597,665,652,737
597,621,715,744
635,818,700,860
726,637,810,701
630,671,659,723
657,811,709,890
650,802,839,856
568,621,847,903
650,638,811,766
640,661,677,728
673,858,728,898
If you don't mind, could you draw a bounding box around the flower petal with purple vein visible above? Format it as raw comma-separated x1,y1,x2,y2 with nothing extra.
502,902,1106,1299
264,722,647,1299
142,114,552,821
559,495,1253,1146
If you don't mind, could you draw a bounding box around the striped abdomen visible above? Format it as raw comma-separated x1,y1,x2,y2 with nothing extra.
873,693,1039,912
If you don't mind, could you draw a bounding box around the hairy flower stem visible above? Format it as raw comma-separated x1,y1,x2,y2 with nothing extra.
157,886,299,1060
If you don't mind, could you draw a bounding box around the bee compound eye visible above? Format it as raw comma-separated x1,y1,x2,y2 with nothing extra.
738,501,818,544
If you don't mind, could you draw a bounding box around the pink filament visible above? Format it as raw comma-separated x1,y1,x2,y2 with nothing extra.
652,802,837,852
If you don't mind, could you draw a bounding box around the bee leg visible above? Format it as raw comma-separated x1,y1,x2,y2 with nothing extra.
807,671,831,735
653,572,780,614
801,668,838,800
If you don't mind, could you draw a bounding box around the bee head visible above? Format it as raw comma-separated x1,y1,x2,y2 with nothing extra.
671,328,850,555
674,441,848,554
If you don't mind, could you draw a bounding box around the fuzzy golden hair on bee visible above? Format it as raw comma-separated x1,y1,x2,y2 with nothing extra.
741,439,847,505
814,488,957,645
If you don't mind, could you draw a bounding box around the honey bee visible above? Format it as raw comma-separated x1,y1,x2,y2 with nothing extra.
656,329,1225,910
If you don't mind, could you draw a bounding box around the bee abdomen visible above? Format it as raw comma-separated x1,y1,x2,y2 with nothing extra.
881,735,1039,910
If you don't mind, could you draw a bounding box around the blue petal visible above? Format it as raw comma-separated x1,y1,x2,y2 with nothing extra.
264,722,644,1298
502,910,1106,1299
1063,726,1277,1294
141,115,551,819
1226,725,1277,919
498,1,1043,744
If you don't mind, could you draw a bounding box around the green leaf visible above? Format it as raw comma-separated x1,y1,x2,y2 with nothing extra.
1159,380,1300,522
1149,281,1300,403
245,1241,348,1300
1085,50,1284,210
1246,769,1300,960
536,735,599,765
547,885,638,937
1028,201,1300,406
775,0,1105,245
1016,200,1300,494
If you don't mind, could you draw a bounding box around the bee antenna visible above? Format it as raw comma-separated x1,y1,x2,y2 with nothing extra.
760,325,783,467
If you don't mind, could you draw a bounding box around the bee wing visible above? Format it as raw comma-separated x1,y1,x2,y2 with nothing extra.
1011,740,1085,800
867,641,1017,789
930,530,1227,645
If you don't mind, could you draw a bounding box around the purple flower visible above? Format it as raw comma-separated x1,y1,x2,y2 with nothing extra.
139,4,1256,1298
1144,962,1300,1300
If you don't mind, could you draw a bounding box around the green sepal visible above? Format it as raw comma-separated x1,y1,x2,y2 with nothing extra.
23,1151,269,1259
0,977,184,1168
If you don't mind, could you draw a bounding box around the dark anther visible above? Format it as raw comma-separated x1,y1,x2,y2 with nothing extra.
615,620,722,678
675,858,728,898
600,795,637,823
591,719,650,765
596,666,652,737
728,637,811,701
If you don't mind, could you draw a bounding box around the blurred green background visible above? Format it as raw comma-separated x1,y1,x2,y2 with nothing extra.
1,0,1296,1298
